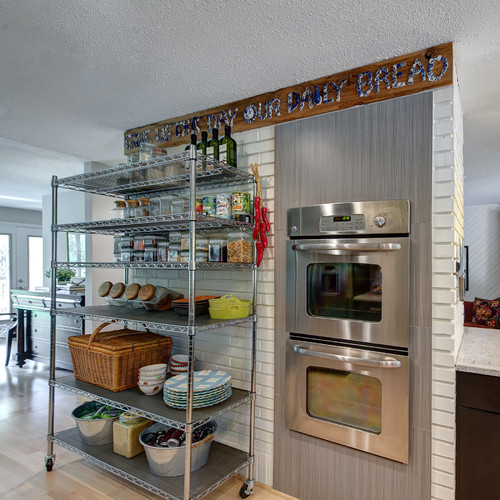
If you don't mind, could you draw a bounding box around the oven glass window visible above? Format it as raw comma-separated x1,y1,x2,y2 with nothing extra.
306,367,382,434
307,263,382,322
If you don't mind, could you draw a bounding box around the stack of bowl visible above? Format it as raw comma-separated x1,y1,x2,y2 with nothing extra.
138,364,167,395
169,354,195,375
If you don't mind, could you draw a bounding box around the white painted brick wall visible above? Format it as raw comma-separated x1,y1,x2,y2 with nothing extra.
431,75,464,499
130,127,275,485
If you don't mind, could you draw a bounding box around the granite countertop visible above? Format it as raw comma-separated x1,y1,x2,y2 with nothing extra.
456,328,500,377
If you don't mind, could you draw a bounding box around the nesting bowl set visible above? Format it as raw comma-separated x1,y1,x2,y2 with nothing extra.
138,364,167,395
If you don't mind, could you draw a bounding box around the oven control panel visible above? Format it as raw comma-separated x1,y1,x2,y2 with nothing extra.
320,214,365,232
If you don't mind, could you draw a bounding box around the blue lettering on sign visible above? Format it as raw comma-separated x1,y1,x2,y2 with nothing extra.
313,85,322,105
374,67,390,93
243,104,257,124
300,87,313,111
227,108,238,126
207,115,218,132
330,79,347,102
427,55,448,82
155,127,167,143
174,122,184,137
124,132,141,150
357,72,373,97
191,117,200,135
257,102,268,120
288,91,301,112
392,62,406,88
323,83,333,104
269,99,280,118
141,130,151,142
183,120,191,137
219,110,229,128
408,59,426,85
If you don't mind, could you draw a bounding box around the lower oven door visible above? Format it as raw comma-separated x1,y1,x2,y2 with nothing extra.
285,339,409,463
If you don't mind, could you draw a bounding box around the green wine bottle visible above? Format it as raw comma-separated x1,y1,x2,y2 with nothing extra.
197,131,208,171
219,125,237,168
206,128,219,163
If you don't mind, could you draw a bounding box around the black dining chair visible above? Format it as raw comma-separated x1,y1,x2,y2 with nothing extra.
0,312,17,366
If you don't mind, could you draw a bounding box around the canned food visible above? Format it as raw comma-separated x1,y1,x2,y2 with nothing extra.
232,192,251,213
196,198,203,214
233,212,252,223
202,196,216,216
216,193,232,219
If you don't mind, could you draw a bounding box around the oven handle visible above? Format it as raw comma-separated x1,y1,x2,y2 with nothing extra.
291,344,402,368
292,242,401,252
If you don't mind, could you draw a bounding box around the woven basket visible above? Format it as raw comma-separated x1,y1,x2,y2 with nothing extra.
68,323,173,392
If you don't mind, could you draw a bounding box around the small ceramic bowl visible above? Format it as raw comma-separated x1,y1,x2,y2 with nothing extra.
139,377,166,386
138,371,167,381
170,354,190,366
138,383,163,395
139,363,168,375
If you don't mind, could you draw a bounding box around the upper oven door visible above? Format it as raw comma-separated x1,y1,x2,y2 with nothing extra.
286,237,409,348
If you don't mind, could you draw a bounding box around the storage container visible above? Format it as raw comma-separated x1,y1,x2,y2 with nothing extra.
208,238,227,262
139,423,214,477
113,413,153,458
180,232,190,251
139,285,183,311
72,401,121,445
169,231,182,243
149,195,161,216
125,199,139,218
110,200,126,219
168,244,180,262
68,323,173,392
135,198,150,217
208,294,252,320
180,250,208,262
227,231,253,263
171,198,189,214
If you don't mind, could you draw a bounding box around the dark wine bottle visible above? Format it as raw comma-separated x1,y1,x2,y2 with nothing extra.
206,128,219,161
219,125,237,168
185,134,197,151
197,131,208,155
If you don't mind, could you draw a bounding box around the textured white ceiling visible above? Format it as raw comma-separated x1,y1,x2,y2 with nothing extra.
0,0,499,209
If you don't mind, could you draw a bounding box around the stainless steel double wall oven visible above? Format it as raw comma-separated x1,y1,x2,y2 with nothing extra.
285,200,410,463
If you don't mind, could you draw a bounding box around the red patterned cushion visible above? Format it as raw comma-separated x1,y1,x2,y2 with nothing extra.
471,297,500,328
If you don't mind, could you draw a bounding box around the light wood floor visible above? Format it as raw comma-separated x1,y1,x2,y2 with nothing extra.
0,341,295,500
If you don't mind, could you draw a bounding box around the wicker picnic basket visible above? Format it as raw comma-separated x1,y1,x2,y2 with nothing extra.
68,323,173,392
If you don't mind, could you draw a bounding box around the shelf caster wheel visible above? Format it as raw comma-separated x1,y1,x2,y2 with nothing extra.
239,484,253,498
45,458,54,472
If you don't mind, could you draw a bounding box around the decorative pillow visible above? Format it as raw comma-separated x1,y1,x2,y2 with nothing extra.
471,297,500,328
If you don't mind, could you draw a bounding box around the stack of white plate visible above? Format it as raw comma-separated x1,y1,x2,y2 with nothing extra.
163,370,232,409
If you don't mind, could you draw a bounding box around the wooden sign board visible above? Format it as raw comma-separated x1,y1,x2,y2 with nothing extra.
124,42,453,154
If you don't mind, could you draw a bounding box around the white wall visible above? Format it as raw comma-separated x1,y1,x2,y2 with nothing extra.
464,203,500,301
431,81,464,500
0,206,42,225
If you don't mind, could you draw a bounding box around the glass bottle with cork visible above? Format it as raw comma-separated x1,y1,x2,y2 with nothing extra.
219,125,237,168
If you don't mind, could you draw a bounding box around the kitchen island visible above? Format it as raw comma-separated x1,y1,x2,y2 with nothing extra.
455,327,500,499
10,289,84,369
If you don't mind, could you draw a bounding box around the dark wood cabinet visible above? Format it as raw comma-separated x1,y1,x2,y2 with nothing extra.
456,370,500,499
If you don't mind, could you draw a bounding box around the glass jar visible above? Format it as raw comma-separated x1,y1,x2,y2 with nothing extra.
149,195,161,216
143,244,157,262
152,147,167,158
180,250,208,262
133,250,145,262
133,237,145,251
168,244,180,262
157,242,168,262
113,236,121,254
196,236,208,251
125,199,139,218
171,198,189,214
159,195,173,215
110,200,126,219
139,141,155,161
120,250,133,263
209,237,228,262
180,232,190,251
135,198,150,217
227,231,253,263
169,232,182,244
119,236,134,250
127,153,139,164
143,236,157,247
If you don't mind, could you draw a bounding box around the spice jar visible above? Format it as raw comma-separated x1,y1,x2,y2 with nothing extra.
169,232,182,244
168,244,180,262
227,231,253,263
119,236,134,250
180,250,208,262
171,198,189,214
135,198,150,217
110,200,126,219
125,199,139,218
139,142,155,161
157,241,168,262
133,237,145,251
144,244,157,262
209,237,227,262
180,232,190,251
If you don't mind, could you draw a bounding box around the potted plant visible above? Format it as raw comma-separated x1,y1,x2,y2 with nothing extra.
45,268,76,285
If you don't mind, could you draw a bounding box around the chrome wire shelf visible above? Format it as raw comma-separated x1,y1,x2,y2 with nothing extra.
53,261,255,270
53,213,254,234
54,152,254,197
51,375,253,430
51,428,250,500
55,305,255,334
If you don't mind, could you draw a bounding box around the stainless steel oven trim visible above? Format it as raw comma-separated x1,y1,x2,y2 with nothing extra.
285,339,409,463
286,236,410,348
